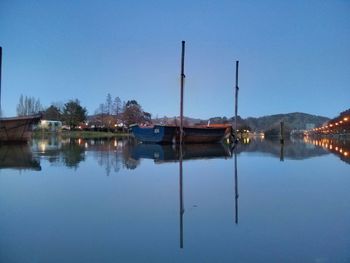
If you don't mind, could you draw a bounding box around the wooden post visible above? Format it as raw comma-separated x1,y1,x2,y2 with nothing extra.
180,41,185,145
280,142,284,162
234,60,239,143
280,121,284,144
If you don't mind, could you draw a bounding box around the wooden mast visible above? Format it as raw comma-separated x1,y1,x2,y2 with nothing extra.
180,41,185,144
234,60,239,143
179,40,185,248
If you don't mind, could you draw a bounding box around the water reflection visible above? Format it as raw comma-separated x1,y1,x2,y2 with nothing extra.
2,137,350,261
304,137,350,164
238,138,329,160
24,136,350,176
234,145,239,224
131,143,232,163
0,144,41,170
32,137,85,169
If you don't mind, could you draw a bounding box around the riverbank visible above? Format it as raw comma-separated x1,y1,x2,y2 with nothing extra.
33,130,130,139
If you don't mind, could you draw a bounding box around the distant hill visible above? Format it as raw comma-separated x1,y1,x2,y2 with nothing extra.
153,112,330,133
245,112,329,132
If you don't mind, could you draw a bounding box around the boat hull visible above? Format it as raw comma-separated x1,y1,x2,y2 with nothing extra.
131,124,229,144
0,114,41,143
131,125,176,143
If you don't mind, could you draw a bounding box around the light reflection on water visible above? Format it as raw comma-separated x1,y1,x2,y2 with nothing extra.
0,137,349,262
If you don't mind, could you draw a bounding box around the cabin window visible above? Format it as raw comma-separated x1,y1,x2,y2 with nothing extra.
154,128,160,134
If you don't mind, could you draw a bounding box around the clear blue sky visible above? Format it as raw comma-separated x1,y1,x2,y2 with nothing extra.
0,0,349,119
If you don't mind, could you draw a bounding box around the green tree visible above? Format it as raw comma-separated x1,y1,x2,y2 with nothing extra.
62,99,87,129
43,105,61,121
122,100,145,127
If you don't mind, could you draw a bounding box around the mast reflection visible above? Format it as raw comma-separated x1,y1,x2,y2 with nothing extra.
234,144,239,224
179,143,184,249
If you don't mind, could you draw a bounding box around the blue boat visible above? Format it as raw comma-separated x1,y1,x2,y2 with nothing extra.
131,124,230,144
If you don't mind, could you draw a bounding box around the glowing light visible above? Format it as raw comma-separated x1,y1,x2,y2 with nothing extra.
329,145,333,150
335,147,339,151
340,149,343,153
40,143,46,152
329,124,333,127
78,138,82,144
340,121,343,124
344,152,348,156
344,117,348,121
335,123,339,126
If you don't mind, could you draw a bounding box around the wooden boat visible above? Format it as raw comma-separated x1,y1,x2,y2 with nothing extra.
131,41,234,144
131,124,231,144
0,114,41,143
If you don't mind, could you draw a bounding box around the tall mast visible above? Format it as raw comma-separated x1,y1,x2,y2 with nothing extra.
180,41,185,145
234,60,239,142
179,40,185,248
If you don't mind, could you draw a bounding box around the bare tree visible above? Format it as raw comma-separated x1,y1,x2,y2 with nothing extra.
16,95,43,116
105,93,112,115
112,96,122,117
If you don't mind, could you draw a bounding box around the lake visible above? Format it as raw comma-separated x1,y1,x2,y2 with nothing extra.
1,137,349,263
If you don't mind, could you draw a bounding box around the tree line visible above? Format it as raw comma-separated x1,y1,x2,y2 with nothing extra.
16,94,151,130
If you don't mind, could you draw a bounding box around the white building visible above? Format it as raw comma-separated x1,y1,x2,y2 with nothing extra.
38,120,62,132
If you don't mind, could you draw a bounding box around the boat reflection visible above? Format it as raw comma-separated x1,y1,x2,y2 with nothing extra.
304,137,350,164
0,144,41,170
131,143,232,163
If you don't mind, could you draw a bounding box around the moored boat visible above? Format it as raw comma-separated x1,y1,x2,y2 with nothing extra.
131,41,234,144
131,124,231,144
0,114,42,143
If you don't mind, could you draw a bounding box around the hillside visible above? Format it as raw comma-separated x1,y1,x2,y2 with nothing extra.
153,112,330,133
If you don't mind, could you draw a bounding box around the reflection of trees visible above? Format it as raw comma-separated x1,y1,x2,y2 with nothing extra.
32,137,140,174
91,139,122,176
88,138,140,174
60,142,85,169
121,139,140,170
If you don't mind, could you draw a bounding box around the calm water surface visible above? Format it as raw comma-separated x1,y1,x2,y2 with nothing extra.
0,137,349,263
